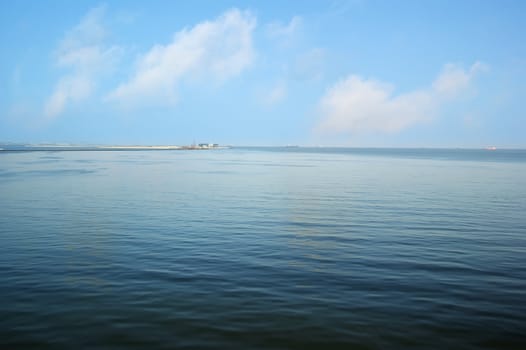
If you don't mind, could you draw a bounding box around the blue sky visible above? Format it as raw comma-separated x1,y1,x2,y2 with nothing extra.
1,0,525,147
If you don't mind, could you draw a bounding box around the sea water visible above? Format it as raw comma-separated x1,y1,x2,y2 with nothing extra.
1,147,525,349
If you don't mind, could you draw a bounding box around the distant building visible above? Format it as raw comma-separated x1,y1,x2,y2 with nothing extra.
198,143,218,148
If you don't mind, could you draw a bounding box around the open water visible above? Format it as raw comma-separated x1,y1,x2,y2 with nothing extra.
1,147,525,349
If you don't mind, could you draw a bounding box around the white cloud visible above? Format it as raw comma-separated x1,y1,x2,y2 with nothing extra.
44,75,93,118
432,61,488,97
107,9,256,107
317,62,486,134
58,6,107,56
43,5,121,120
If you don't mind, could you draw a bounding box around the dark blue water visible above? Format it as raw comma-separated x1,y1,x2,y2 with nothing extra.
1,147,525,349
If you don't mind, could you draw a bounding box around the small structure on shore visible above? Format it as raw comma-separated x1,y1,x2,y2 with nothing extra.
181,143,226,150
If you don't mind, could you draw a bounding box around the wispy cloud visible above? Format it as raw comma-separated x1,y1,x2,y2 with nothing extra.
267,16,302,40
44,75,94,118
316,62,486,134
106,9,256,107
44,5,121,120
261,81,287,106
432,62,488,97
291,48,325,81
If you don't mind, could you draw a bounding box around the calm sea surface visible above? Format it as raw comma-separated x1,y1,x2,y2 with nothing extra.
1,147,525,349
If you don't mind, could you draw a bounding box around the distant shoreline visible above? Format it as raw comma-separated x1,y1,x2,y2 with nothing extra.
2,145,526,152
102,145,183,150
0,144,230,151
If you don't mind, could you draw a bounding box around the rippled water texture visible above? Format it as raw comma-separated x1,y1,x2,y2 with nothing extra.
1,148,525,349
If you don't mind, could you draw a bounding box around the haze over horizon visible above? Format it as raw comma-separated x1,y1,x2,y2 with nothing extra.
1,0,525,148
